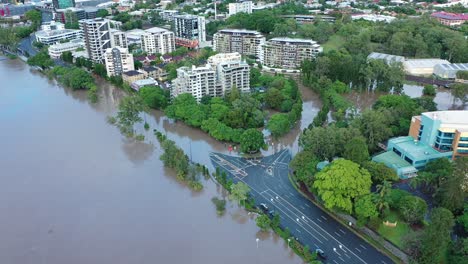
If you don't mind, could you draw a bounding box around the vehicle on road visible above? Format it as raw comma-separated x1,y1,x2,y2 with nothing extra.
267,210,276,218
315,248,327,259
259,203,269,212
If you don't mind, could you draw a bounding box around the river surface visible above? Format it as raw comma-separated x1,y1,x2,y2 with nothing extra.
0,58,307,264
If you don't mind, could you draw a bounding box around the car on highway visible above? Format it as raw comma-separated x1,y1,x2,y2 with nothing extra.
315,248,327,259
259,203,269,212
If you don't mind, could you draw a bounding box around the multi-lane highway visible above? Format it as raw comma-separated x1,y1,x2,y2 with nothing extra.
210,149,394,264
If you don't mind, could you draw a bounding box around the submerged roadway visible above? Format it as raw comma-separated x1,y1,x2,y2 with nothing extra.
210,149,394,264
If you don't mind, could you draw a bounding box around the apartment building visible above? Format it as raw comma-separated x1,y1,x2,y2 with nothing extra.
172,65,216,102
260,37,322,70
228,1,253,16
110,29,128,48
172,53,250,101
140,27,175,55
431,11,468,27
173,14,206,48
373,110,468,178
79,18,113,63
208,53,250,95
48,39,84,58
159,9,179,21
213,29,265,58
41,21,65,31
104,47,135,77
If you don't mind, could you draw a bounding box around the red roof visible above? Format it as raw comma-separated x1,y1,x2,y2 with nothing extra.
431,11,468,21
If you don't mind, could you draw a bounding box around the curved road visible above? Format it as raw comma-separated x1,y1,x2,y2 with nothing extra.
210,149,394,264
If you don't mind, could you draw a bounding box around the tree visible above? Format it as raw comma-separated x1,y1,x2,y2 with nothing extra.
435,157,468,213
27,51,54,69
374,180,392,214
448,238,468,264
229,182,250,206
267,113,291,138
93,63,107,78
25,10,42,29
96,9,109,18
265,88,284,110
139,86,169,109
313,159,372,213
240,129,265,153
399,195,428,224
362,161,399,183
423,85,436,97
420,208,455,264
351,109,393,152
61,51,73,63
256,214,271,231
290,151,319,188
354,194,378,226
116,96,144,133
451,83,468,105
343,137,369,165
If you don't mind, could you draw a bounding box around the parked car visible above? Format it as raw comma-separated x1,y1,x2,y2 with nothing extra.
259,203,269,212
315,248,327,259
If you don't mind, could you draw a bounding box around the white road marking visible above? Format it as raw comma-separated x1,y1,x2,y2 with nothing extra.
321,215,327,220
339,256,345,262
339,229,346,234
360,244,367,250
316,218,322,223
305,204,310,208
333,260,339,264
334,232,341,237
355,248,362,253
296,229,301,233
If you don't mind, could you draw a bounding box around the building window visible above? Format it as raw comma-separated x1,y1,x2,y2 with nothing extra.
404,156,413,164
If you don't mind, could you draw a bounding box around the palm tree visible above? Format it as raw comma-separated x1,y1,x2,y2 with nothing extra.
374,180,392,214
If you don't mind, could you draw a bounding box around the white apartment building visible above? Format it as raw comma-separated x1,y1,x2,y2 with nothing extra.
173,14,206,47
208,53,250,95
260,37,323,70
159,10,179,21
228,1,253,16
79,18,113,63
35,29,82,45
110,29,128,49
48,39,84,59
140,27,175,55
104,47,135,77
172,65,217,102
172,53,250,101
213,29,265,58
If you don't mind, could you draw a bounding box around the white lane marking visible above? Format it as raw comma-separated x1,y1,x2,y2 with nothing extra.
316,218,322,223
334,232,341,237
321,215,327,220
360,244,367,250
339,256,345,262
355,247,362,253
296,229,301,233
339,229,346,234
345,253,352,259
259,190,267,194
300,205,306,210
381,261,388,264
333,261,339,264
305,204,310,208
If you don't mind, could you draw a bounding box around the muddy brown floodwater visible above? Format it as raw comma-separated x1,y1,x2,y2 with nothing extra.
0,58,306,264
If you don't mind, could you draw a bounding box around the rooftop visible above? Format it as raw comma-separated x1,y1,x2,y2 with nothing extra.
145,27,171,34
373,151,413,169
404,58,450,69
431,11,468,20
217,28,263,35
123,70,144,76
390,136,441,161
36,29,82,38
435,63,468,71
367,52,404,63
49,39,84,49
268,37,318,45
421,110,468,130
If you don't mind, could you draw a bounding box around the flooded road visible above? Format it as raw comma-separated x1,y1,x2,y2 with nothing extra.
0,58,303,264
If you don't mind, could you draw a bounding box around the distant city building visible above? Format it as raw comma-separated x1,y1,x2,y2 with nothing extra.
52,0,75,9
122,70,145,84
228,1,252,16
208,53,250,96
403,59,450,76
55,7,85,24
351,14,396,23
79,18,113,63
431,11,468,27
172,65,217,102
125,29,146,46
48,39,84,58
173,14,206,48
373,111,468,178
140,27,175,55
104,47,134,77
35,28,82,45
280,14,336,24
41,21,65,31
159,9,179,21
0,4,35,17
260,37,322,70
213,29,265,58
131,78,158,91
433,63,468,79
110,29,128,48
140,66,168,81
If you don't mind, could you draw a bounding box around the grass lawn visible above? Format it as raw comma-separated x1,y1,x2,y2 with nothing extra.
377,210,410,249
322,35,345,53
